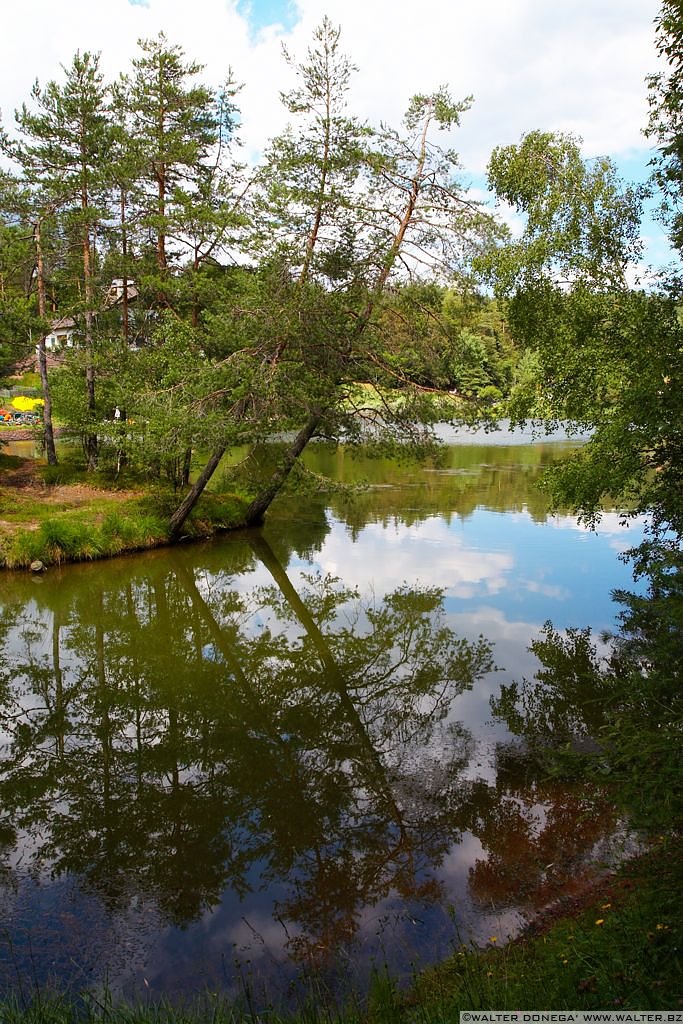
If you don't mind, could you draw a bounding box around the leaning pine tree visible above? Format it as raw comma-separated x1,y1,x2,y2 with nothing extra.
167,18,500,538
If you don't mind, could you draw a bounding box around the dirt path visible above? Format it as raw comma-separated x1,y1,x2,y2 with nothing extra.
1,458,44,489
1,456,141,508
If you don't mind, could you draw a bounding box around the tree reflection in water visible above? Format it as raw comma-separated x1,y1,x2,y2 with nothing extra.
0,526,620,999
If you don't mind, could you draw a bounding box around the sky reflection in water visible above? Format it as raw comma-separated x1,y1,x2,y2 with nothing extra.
0,437,644,1006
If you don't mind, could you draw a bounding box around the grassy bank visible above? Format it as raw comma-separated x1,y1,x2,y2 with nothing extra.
410,837,681,1016
0,840,679,1022
0,453,248,569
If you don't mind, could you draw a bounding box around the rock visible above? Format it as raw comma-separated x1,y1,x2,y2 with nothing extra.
29,560,46,573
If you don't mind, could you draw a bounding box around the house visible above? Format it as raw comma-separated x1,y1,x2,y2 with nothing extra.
105,278,139,307
44,316,76,351
40,281,140,354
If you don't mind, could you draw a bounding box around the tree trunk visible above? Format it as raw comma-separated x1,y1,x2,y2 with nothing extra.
36,338,57,465
243,410,323,525
51,610,64,758
82,220,98,471
34,219,58,465
191,249,200,329
166,90,437,538
168,444,227,539
83,311,98,471
168,410,323,540
248,532,407,834
157,166,167,274
156,146,168,306
120,189,130,346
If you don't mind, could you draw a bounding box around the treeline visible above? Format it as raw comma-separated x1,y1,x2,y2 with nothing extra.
0,10,680,542
0,23,511,508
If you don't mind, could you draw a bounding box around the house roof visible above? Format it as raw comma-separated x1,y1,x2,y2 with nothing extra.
46,281,138,332
105,279,139,307
49,317,76,331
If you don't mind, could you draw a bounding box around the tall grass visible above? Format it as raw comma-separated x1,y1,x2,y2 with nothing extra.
0,489,249,568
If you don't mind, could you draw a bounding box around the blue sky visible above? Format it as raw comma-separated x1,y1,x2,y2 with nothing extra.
2,0,673,268
234,0,297,33
129,0,298,28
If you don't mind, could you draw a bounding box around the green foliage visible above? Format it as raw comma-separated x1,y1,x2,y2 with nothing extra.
507,285,682,533
480,125,682,538
414,841,681,1012
255,17,369,285
647,0,683,253
492,542,683,833
9,49,113,304
371,285,517,396
1,19,511,527
481,130,644,290
125,31,241,288
404,87,472,132
476,384,503,404
1,17,674,542
0,209,38,375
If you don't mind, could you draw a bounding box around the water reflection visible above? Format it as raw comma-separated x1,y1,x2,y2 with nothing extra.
0,439,641,1005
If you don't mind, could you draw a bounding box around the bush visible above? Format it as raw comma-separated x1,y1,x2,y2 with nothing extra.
477,384,504,404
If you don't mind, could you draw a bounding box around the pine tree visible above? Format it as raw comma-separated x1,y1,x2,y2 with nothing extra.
127,33,223,300
0,174,41,387
12,51,114,469
168,23,499,537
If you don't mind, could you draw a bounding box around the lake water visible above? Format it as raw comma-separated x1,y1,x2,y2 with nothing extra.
0,429,644,1009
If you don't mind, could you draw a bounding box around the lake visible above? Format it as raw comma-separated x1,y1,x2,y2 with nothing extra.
0,427,644,1009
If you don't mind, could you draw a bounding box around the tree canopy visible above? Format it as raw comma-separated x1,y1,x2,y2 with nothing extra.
0,11,681,545
479,120,681,537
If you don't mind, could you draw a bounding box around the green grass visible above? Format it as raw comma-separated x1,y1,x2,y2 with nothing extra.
409,836,681,1015
41,462,88,487
1,503,165,567
0,468,250,568
0,371,42,390
0,841,679,1022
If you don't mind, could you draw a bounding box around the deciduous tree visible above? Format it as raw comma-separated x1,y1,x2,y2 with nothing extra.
478,131,683,534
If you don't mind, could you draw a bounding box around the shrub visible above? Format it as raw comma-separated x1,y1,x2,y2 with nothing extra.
38,518,103,562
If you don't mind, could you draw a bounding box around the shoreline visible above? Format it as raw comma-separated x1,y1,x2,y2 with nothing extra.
0,425,67,442
0,841,677,1017
0,453,249,570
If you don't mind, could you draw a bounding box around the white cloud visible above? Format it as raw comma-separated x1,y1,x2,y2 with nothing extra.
315,516,514,599
547,510,647,537
1,0,661,178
